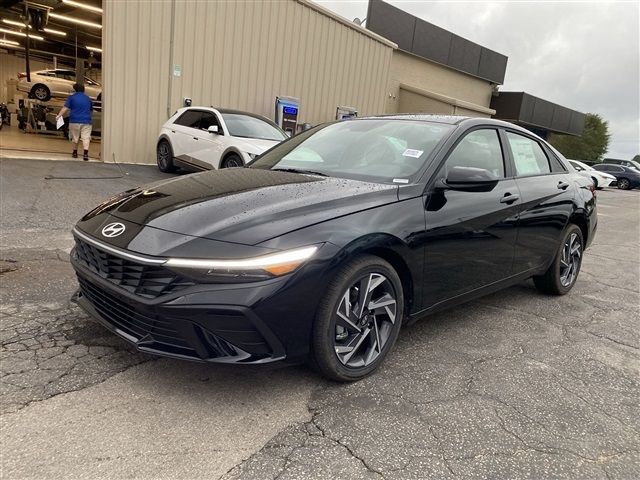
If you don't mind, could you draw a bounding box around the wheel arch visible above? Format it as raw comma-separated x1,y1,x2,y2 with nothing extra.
336,233,417,320
569,212,589,247
220,147,245,167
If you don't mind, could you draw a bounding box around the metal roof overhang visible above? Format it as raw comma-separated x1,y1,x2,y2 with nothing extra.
490,92,585,136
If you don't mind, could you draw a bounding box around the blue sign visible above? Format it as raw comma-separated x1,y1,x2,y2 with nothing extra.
283,106,298,115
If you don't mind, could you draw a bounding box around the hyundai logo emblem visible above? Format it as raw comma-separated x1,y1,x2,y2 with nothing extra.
101,222,126,238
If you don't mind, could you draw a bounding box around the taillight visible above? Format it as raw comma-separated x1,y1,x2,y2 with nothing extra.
17,72,27,79
589,182,597,198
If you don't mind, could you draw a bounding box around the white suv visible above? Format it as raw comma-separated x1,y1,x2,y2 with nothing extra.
156,107,287,172
17,69,102,102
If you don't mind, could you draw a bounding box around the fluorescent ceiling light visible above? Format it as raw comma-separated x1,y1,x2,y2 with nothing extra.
2,19,26,28
1,19,67,36
86,45,101,52
0,38,20,46
62,0,103,14
44,27,67,37
49,12,102,29
0,28,43,40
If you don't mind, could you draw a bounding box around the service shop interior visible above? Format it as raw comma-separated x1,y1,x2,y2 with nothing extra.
0,0,638,479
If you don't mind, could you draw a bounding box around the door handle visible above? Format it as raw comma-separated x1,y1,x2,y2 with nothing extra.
500,193,519,204
557,181,570,190
193,137,199,140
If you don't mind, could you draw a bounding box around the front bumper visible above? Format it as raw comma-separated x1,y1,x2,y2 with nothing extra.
72,269,287,363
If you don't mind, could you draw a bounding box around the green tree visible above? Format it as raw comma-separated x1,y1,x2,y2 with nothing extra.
549,113,611,162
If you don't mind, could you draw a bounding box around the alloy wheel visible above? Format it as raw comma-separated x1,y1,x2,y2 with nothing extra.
559,232,582,287
34,87,48,100
157,142,170,168
618,178,630,190
224,156,242,168
333,273,397,368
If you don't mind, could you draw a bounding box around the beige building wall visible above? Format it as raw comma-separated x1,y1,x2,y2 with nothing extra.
386,50,495,117
103,0,396,165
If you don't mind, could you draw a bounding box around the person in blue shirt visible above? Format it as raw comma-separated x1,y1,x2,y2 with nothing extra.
56,83,93,161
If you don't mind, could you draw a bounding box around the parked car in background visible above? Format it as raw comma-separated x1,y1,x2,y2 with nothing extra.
156,107,287,172
602,158,640,170
73,116,597,381
17,69,102,102
593,164,640,190
569,159,615,189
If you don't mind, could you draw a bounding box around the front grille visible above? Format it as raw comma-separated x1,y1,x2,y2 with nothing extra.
77,275,194,355
77,274,248,360
73,236,195,298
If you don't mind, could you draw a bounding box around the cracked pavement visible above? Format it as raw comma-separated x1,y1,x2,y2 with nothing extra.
1,158,639,479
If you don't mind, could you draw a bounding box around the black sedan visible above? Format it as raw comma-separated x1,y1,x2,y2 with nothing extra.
71,116,597,381
592,164,640,190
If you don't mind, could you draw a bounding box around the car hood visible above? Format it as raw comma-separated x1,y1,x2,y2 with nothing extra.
231,137,281,155
78,168,399,247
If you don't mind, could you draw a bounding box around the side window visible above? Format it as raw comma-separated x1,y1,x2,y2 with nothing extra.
174,110,202,129
506,132,551,176
57,71,76,81
443,129,505,178
199,112,220,131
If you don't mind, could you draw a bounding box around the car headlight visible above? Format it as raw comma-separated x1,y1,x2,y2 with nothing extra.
164,245,319,282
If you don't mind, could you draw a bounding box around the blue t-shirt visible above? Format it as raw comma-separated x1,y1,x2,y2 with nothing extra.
64,92,93,124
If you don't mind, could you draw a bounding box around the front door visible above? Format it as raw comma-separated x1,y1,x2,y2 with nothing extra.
190,111,226,169
422,128,520,308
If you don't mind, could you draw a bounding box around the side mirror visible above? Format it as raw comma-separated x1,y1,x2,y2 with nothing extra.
208,125,219,134
443,166,499,192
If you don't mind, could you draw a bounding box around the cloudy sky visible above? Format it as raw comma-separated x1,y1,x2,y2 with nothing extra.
318,0,639,159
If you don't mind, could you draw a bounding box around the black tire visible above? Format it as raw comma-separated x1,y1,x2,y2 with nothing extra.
156,140,176,173
533,224,584,295
30,84,51,101
311,255,404,382
221,153,243,168
617,178,631,190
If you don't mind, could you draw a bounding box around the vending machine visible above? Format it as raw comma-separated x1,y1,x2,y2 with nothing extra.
275,96,300,136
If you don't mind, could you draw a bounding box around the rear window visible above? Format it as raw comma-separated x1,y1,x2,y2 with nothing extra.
174,110,202,129
506,132,551,176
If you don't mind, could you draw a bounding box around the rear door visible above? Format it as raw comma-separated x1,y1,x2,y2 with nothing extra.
422,128,520,307
504,130,575,274
52,70,75,96
170,109,203,167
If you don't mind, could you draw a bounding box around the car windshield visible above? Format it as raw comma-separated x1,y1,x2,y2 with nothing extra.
248,119,453,183
221,113,286,141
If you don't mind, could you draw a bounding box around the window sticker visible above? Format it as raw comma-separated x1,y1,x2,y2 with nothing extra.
402,149,424,158
393,178,409,184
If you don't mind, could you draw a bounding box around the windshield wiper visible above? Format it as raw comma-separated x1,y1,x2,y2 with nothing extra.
273,168,328,177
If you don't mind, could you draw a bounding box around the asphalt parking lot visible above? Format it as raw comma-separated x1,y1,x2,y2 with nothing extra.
1,158,639,479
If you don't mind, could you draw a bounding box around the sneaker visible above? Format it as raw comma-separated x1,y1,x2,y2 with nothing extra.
72,150,78,158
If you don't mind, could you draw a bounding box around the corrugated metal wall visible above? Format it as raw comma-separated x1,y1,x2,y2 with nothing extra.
103,0,395,165
102,0,173,165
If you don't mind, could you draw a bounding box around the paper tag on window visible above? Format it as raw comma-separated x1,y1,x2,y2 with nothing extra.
402,149,423,158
